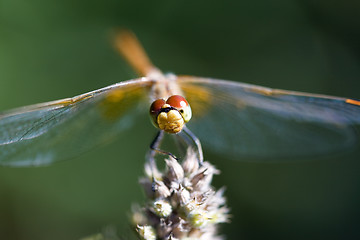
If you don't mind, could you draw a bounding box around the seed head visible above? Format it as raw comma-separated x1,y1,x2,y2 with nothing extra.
132,148,230,239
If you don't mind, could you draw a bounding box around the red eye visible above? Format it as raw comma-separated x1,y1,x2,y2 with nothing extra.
150,99,166,115
166,95,188,109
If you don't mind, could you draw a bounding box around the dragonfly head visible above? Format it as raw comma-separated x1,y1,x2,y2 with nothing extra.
150,95,192,134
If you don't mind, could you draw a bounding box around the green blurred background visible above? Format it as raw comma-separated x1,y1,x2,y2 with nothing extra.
0,0,360,239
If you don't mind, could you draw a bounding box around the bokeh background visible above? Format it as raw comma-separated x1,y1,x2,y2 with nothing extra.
0,0,360,239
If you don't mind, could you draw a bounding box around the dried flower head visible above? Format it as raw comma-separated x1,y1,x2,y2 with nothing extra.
133,148,230,240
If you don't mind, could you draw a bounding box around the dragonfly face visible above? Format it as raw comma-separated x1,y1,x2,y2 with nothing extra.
0,30,359,167
150,95,192,134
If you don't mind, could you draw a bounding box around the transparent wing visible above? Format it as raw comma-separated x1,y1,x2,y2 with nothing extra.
178,76,360,160
0,78,153,166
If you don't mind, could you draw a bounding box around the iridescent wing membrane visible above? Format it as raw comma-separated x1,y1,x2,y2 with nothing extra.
1,75,359,166
179,76,360,160
0,78,152,166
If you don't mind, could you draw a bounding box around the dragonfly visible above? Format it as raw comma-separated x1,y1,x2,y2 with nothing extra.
0,30,360,167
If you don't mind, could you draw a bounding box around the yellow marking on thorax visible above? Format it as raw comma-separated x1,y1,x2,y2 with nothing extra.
346,99,360,106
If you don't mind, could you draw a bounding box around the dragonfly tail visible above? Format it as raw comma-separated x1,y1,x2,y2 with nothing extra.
113,29,159,77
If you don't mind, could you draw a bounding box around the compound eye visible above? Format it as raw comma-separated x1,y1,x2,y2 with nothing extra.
150,99,166,116
166,95,192,123
166,95,189,109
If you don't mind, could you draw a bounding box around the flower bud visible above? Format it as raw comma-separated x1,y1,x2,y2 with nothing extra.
178,187,191,206
182,149,199,174
153,179,171,198
183,199,197,214
188,209,209,228
165,157,184,181
136,225,156,240
153,199,172,218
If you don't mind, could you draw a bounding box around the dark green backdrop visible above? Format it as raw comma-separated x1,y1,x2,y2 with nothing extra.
0,1,360,239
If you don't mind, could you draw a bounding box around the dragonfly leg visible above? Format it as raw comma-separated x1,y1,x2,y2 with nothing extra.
147,127,202,173
182,126,204,165
148,131,179,166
